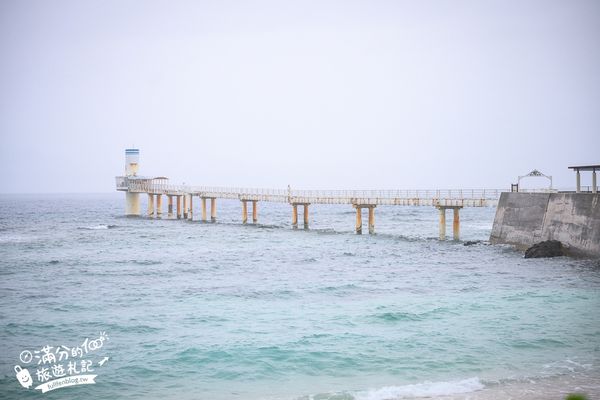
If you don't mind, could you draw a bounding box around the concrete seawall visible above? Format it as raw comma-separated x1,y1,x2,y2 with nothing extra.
490,192,600,257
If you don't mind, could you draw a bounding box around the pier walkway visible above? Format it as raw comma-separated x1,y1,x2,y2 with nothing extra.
116,176,502,239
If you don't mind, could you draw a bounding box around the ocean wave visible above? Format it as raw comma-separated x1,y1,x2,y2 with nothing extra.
507,337,566,349
354,377,484,400
314,228,344,235
543,358,594,374
0,234,38,243
478,367,600,398
301,377,484,400
318,283,360,293
230,288,297,299
254,223,284,229
78,224,118,230
371,307,453,323
115,259,162,265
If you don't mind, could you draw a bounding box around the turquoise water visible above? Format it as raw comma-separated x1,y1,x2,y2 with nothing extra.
0,194,599,399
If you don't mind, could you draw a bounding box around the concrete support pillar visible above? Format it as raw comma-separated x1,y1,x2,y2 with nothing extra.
576,170,581,193
355,206,362,235
176,195,182,219
147,193,155,217
593,171,597,194
210,198,216,222
156,194,162,217
242,200,248,224
368,206,375,234
453,207,460,240
188,195,193,220
183,194,188,219
252,201,258,223
292,204,298,229
303,204,309,229
201,198,207,222
438,207,446,240
125,192,140,216
167,195,173,217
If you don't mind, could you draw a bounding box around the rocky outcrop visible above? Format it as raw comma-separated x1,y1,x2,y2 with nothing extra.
524,240,564,258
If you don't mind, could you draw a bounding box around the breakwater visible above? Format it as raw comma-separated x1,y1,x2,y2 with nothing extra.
490,192,600,257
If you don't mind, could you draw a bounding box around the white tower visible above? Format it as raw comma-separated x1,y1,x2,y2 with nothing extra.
125,148,141,215
125,148,140,177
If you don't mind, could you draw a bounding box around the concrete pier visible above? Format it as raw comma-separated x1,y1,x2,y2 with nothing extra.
437,206,462,240
355,206,362,234
303,204,309,229
354,205,376,234
242,200,248,224
117,147,506,238
121,183,494,239
210,198,216,222
292,204,298,229
156,195,162,217
125,192,140,216
453,207,460,240
116,149,510,240
183,195,188,219
438,207,446,240
291,203,309,229
201,198,207,222
147,193,155,217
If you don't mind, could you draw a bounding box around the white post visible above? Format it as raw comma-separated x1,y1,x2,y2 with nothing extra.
576,170,581,193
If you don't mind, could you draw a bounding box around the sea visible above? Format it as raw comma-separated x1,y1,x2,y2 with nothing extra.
0,193,599,400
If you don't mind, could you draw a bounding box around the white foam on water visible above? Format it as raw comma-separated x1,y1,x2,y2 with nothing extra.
0,234,37,243
90,225,109,230
81,224,116,230
353,377,484,400
543,358,594,374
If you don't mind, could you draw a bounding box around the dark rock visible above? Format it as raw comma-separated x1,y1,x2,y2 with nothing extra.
524,240,564,258
463,240,482,246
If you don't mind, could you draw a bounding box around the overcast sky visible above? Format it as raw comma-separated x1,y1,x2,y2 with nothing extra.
1,0,598,193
